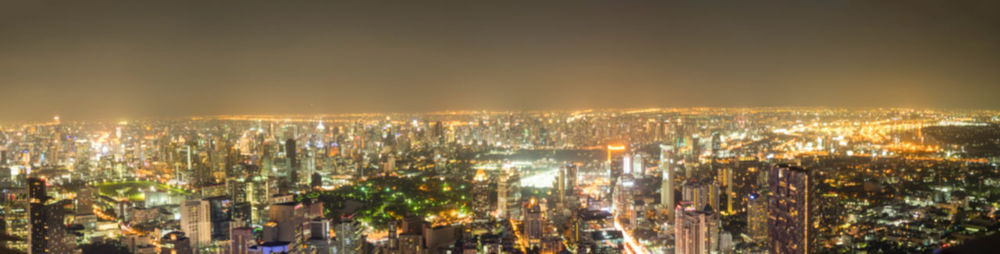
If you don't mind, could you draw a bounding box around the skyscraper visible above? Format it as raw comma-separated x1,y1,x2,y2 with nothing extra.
682,180,718,213
28,177,47,254
206,196,232,241
674,202,719,254
286,138,298,185
607,143,626,209
497,165,521,219
721,168,734,214
0,187,28,252
180,199,212,246
524,199,543,247
564,163,577,193
660,144,675,220
747,192,768,244
231,227,254,254
768,165,810,254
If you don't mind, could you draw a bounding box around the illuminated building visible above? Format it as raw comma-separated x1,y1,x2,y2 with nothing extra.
747,192,768,244
660,144,675,220
206,196,232,241
524,199,543,247
160,231,194,254
247,175,271,225
682,180,718,213
180,199,212,246
308,218,334,254
285,138,298,186
28,177,47,254
0,157,11,187
231,227,254,254
768,165,810,254
471,170,490,221
564,164,577,193
265,202,303,243
497,166,521,219
632,153,644,178
607,143,627,213
720,168,734,214
335,217,364,254
607,144,626,181
0,187,28,252
42,200,72,254
710,131,721,158
556,166,566,204
310,172,322,189
674,202,719,254
75,187,94,216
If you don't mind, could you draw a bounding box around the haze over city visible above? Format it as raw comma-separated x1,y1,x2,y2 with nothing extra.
2,1,1000,121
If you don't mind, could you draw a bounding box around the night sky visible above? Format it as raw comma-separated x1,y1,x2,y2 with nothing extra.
1,1,998,121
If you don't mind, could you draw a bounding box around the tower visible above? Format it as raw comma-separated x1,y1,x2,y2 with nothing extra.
524,199,543,247
747,192,768,244
607,143,626,208
180,199,212,246
28,177,47,254
285,138,298,185
660,144,675,220
768,165,810,254
674,202,719,254
682,180,718,213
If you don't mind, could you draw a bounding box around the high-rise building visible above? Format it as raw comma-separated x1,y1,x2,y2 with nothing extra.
230,227,254,254
556,166,566,204
682,180,718,212
0,187,29,252
180,199,212,246
497,166,521,219
160,231,194,254
266,202,304,243
471,170,490,221
42,200,71,254
206,196,232,241
747,192,768,244
720,168,734,214
768,165,811,254
631,153,643,178
674,202,719,254
28,177,49,254
660,144,675,220
286,138,298,185
76,187,95,216
308,218,334,254
0,158,11,187
311,172,322,189
710,131,721,158
607,143,626,207
523,199,543,247
564,164,577,193
335,217,363,254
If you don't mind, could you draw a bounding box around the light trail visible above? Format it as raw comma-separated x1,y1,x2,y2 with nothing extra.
509,219,529,253
614,216,648,254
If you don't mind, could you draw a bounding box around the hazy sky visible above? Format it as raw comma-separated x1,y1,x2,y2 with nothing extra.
1,1,998,121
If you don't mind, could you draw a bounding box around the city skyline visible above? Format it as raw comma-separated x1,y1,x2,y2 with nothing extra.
1,1,999,254
0,107,997,253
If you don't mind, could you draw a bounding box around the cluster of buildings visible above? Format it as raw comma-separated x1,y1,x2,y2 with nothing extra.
0,108,996,253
